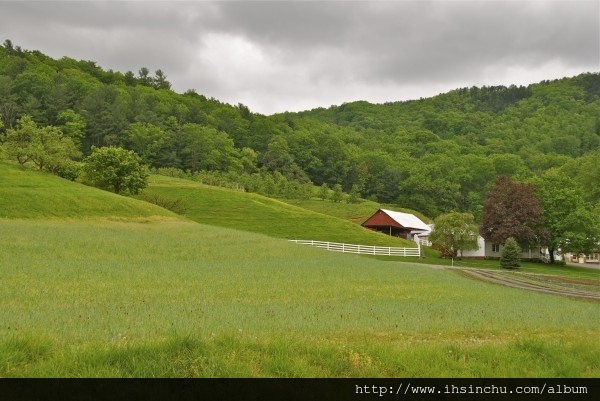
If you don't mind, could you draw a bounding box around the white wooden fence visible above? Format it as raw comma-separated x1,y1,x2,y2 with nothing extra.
418,238,432,246
289,240,420,257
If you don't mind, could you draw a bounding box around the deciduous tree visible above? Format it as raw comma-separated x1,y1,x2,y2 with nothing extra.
533,170,600,262
429,212,479,258
3,114,36,165
319,183,329,201
56,109,86,149
125,122,165,166
30,125,79,174
331,183,344,203
346,184,362,204
3,115,79,173
481,175,547,248
82,146,148,195
262,136,294,172
138,67,151,86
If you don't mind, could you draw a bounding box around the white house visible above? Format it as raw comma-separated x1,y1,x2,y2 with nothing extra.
565,250,600,264
461,236,561,262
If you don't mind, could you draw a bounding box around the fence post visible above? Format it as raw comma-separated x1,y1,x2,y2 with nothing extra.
414,234,421,257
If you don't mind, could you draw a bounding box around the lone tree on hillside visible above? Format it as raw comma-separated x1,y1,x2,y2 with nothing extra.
500,237,521,269
481,175,547,248
429,212,479,258
82,146,148,195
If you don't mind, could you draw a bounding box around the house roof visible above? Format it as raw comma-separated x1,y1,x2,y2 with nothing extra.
380,209,431,232
362,209,431,232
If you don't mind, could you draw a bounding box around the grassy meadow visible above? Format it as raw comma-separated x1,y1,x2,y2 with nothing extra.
2,218,599,377
0,163,176,220
0,163,599,377
141,175,415,247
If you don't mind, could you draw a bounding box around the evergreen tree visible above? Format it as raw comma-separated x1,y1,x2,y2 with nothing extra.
123,71,136,86
153,69,171,90
500,237,521,269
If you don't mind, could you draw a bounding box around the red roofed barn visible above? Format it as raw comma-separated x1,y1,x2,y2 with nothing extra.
362,209,431,240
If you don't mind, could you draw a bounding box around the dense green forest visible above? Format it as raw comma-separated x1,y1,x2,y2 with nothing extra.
1,40,598,219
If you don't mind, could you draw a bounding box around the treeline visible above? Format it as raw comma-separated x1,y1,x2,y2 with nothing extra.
0,40,598,218
151,167,350,203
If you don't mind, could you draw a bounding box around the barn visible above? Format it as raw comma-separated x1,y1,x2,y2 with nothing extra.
362,209,431,240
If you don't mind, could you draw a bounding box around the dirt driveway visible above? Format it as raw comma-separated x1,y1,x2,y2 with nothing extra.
454,268,600,301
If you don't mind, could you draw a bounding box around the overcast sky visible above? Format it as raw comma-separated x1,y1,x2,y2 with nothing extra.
1,0,598,115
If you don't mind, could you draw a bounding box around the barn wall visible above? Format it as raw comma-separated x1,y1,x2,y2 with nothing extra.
362,210,401,228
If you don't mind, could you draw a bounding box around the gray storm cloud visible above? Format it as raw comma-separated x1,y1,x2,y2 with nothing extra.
0,0,597,114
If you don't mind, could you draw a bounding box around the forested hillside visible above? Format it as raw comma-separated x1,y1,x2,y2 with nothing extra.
1,40,598,218
295,77,600,216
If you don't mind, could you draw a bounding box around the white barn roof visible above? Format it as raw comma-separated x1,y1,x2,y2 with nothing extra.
380,209,431,232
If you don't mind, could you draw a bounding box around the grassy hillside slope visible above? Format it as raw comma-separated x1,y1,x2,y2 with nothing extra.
284,198,433,225
142,175,416,247
0,163,177,219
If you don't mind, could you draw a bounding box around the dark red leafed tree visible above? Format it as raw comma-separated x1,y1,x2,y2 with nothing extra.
481,175,547,248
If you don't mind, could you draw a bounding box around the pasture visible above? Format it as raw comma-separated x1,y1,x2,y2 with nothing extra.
1,218,598,377
0,163,176,220
0,163,598,377
141,175,415,247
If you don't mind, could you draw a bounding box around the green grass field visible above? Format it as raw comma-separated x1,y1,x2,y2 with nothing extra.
141,175,415,247
0,163,177,220
0,163,598,377
1,218,598,377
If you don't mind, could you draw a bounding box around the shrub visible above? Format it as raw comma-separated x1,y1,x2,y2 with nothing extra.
56,161,83,181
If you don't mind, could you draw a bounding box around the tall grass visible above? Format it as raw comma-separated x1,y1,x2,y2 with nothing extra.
4,334,598,377
1,219,598,377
